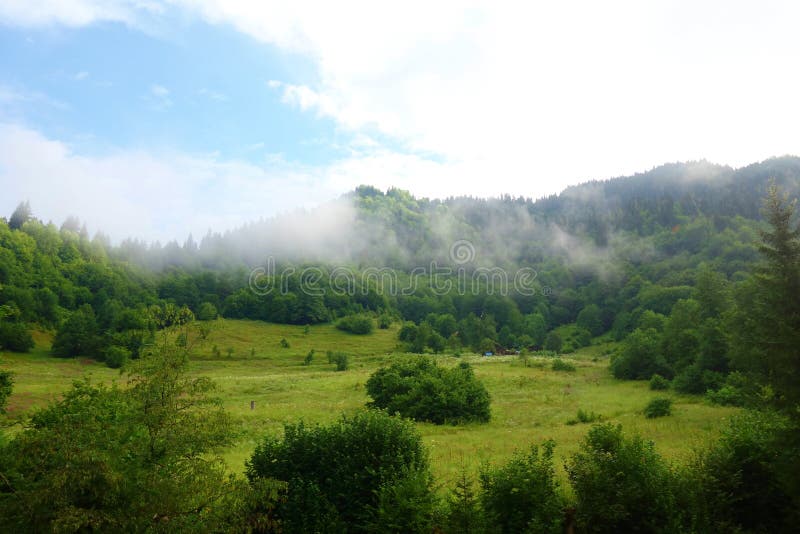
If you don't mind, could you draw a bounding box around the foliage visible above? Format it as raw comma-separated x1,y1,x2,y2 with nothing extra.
566,423,680,533
479,441,564,534
566,408,603,425
728,183,800,416
103,345,130,369
196,301,218,320
0,321,34,353
644,397,672,418
551,358,576,372
543,331,562,353
687,411,798,532
333,351,349,371
0,340,238,532
303,349,314,365
51,304,103,358
366,356,491,424
0,369,12,414
336,313,375,335
610,327,671,380
649,373,670,390
245,410,433,531
444,468,483,534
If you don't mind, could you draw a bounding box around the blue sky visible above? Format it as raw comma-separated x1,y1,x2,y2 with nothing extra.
2,1,800,242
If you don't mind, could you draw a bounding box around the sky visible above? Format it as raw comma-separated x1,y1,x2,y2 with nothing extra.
1,1,800,243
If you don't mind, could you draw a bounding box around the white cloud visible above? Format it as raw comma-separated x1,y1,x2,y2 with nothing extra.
3,1,800,209
197,88,228,101
147,83,172,110
172,0,800,197
0,0,159,27
73,71,89,81
0,123,463,242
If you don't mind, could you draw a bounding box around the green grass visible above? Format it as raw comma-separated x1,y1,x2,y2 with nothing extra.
1,319,740,488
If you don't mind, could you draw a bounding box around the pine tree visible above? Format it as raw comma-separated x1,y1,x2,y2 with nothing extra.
8,201,31,230
730,183,800,414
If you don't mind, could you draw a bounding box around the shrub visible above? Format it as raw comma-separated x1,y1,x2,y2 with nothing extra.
610,328,671,380
279,338,290,348
543,331,562,353
567,423,679,533
673,364,724,394
644,397,672,418
378,314,392,329
104,345,130,369
444,468,483,534
332,352,349,371
366,356,491,425
567,408,603,425
649,374,670,390
480,441,564,534
705,385,743,406
52,305,103,359
551,358,576,372
0,369,12,414
245,410,434,531
328,351,350,371
0,321,34,352
687,411,796,532
196,301,218,321
303,349,314,366
336,314,374,335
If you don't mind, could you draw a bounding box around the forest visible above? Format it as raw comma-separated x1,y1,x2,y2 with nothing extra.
1,156,799,532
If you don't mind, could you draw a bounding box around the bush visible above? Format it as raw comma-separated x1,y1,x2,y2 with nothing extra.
611,328,672,380
567,408,603,425
551,358,576,372
687,411,796,532
196,301,218,321
378,314,392,329
0,369,13,414
672,364,724,394
649,374,670,390
336,314,374,335
705,385,743,406
567,423,680,533
0,321,34,352
543,331,562,353
303,349,314,366
245,410,434,531
104,345,130,369
644,397,672,418
52,305,103,359
332,352,349,371
366,356,491,425
279,337,290,348
480,441,564,534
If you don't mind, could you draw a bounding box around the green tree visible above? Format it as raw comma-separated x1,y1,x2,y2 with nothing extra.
0,370,12,414
8,201,32,230
366,357,491,425
480,441,564,533
544,331,562,353
246,410,433,531
577,304,604,336
567,424,680,533
0,340,238,531
729,184,800,414
51,304,103,358
611,328,671,380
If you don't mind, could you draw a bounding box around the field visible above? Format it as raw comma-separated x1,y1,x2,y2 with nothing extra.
1,319,739,487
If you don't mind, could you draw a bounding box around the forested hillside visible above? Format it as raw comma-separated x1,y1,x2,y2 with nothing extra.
1,157,799,374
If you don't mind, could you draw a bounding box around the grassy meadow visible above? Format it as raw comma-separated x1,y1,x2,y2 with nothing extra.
1,319,739,487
